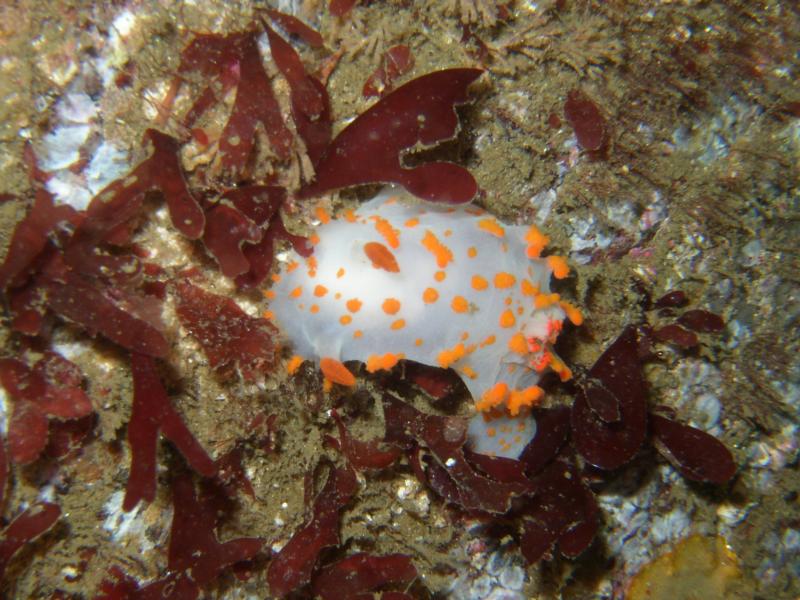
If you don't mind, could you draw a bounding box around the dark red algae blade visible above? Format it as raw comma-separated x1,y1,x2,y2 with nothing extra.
124,353,216,512
174,282,278,380
45,271,169,358
297,69,482,203
564,89,608,153
267,466,358,598
0,438,6,507
0,503,61,579
518,406,571,475
650,414,736,484
263,9,324,47
202,203,262,277
383,395,533,513
677,309,726,333
0,191,78,290
571,326,648,470
519,453,598,563
167,472,263,587
311,553,417,600
331,409,401,470
653,323,699,348
265,23,331,165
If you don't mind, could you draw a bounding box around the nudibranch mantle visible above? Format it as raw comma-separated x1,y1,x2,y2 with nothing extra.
267,188,581,458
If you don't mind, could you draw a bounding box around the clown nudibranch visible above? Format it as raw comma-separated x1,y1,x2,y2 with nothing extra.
266,188,582,458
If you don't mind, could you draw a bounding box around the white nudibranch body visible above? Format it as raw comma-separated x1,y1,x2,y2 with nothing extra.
266,189,582,458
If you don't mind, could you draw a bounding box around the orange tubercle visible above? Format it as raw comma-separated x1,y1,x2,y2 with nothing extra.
364,241,400,273
366,352,404,373
320,357,356,386
475,382,509,412
346,298,363,313
547,255,570,279
525,224,549,258
422,287,439,304
286,355,304,375
451,295,470,313
477,218,505,238
382,298,401,315
494,272,516,289
371,215,400,248
421,230,454,268
471,275,489,291
507,386,544,416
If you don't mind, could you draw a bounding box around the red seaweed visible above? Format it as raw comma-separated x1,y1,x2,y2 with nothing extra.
298,69,482,203
564,89,608,153
311,553,417,600
330,0,359,18
362,45,414,98
653,290,689,309
330,409,401,470
265,23,332,166
519,452,598,563
174,281,278,380
677,309,725,333
267,465,358,597
0,354,94,465
45,269,169,358
571,326,648,470
264,9,324,48
653,323,699,348
651,414,736,484
383,395,533,513
0,191,78,290
179,30,293,173
124,353,216,511
0,503,61,580
167,472,263,587
202,203,262,277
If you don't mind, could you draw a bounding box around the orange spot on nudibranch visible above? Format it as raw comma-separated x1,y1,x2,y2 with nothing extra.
422,287,439,304
320,357,356,387
364,241,400,272
508,332,528,354
434,270,446,282
421,230,453,268
437,343,467,368
366,352,404,373
467,246,478,258
264,289,276,300
310,304,319,314
475,382,509,412
547,255,570,279
314,284,328,297
346,298,362,313
471,275,488,291
353,329,363,339
499,310,516,328
290,286,303,299
480,335,496,347
286,260,299,272
315,206,331,224
525,224,549,258
494,272,516,288
451,296,470,313
404,218,420,228
561,301,584,325
371,215,400,249
339,315,352,325
391,318,406,330
263,310,274,320
310,233,321,246
336,267,346,278
507,386,544,416
286,355,304,375
535,293,560,309
477,218,505,238
415,338,424,346
382,298,401,315
521,279,538,297
343,209,358,223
